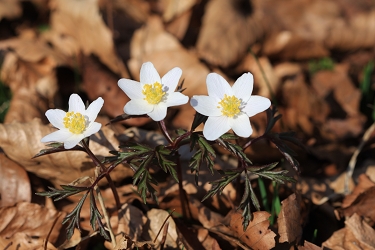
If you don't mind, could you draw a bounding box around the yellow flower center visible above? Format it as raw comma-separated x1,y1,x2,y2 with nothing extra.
218,94,241,117
63,111,87,134
142,82,165,104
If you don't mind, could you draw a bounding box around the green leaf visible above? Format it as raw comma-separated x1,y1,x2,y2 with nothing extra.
155,145,178,183
36,185,89,201
189,134,216,184
202,169,241,202
89,190,110,240
62,192,88,239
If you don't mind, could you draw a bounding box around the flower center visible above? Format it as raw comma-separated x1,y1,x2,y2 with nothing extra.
63,111,87,134
142,82,165,104
218,94,241,117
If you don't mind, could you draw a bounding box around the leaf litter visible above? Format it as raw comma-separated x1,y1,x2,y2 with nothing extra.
0,0,375,249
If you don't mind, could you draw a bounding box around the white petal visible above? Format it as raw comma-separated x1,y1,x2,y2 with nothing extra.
83,122,102,137
206,73,233,100
45,109,66,130
190,96,221,116
68,94,85,113
203,116,231,141
118,79,144,99
230,113,252,138
242,96,271,117
164,92,188,107
161,67,182,93
147,104,167,121
63,134,85,149
41,129,72,143
124,99,153,115
85,97,104,123
232,73,253,102
140,62,161,84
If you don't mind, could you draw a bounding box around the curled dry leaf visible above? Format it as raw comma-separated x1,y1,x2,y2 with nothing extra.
45,0,128,77
0,32,67,123
278,66,329,135
0,235,57,250
0,153,31,207
128,15,210,128
196,0,263,67
311,64,366,141
229,211,276,250
340,185,375,222
342,174,375,208
298,240,322,250
0,202,64,246
277,193,302,243
147,208,179,249
0,119,133,187
323,213,375,249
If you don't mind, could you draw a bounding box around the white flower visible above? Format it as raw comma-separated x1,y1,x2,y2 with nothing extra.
118,62,189,121
41,94,104,149
190,72,271,140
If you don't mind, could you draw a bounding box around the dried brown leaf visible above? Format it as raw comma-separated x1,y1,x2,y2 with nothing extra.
0,119,133,187
0,202,64,245
229,211,276,250
323,213,375,250
0,234,57,250
196,0,263,67
342,174,375,208
45,0,128,77
0,153,31,207
340,186,375,222
0,0,21,20
277,193,302,243
298,240,322,250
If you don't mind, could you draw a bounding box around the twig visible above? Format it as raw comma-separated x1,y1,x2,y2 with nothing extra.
94,168,116,247
159,222,169,250
154,210,175,243
345,122,375,194
44,212,62,250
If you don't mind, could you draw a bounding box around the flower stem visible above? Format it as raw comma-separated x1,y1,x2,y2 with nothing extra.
81,139,121,211
242,135,266,151
158,120,173,144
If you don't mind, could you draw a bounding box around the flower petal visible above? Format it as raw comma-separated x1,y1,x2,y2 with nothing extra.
68,94,85,113
147,104,167,121
206,73,233,100
124,99,153,115
203,116,231,141
164,92,188,107
118,79,144,99
140,62,161,85
63,134,85,149
45,109,66,130
232,73,253,102
190,96,221,116
41,129,72,143
85,97,104,123
242,96,271,117
230,113,252,138
83,122,102,137
161,67,182,93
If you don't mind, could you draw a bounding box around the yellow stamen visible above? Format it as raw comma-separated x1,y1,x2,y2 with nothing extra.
218,94,241,117
63,111,87,134
142,82,165,104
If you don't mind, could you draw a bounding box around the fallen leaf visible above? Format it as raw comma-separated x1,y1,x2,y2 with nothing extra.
0,119,133,187
0,202,64,246
0,234,57,250
0,153,31,207
147,208,179,249
0,0,22,20
323,213,375,249
342,174,375,208
115,203,147,242
277,193,302,243
298,240,322,249
340,185,375,222
45,0,129,77
229,211,276,250
196,0,263,67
